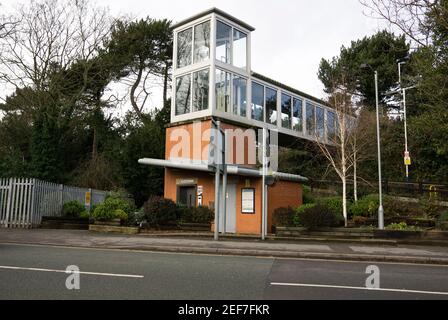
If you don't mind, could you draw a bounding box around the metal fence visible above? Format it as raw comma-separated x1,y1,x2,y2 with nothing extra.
0,178,109,228
310,179,448,202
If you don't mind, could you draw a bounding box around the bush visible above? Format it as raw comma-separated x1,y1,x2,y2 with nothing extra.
296,204,341,230
62,201,85,218
144,196,179,226
92,193,134,221
293,203,316,226
419,196,441,217
79,211,90,219
317,197,345,216
302,185,315,204
385,222,422,231
181,206,214,224
349,194,380,217
272,207,295,227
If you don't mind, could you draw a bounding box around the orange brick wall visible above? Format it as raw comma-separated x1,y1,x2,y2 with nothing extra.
268,181,303,233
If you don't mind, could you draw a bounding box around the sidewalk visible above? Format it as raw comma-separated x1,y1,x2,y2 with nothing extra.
1,228,448,265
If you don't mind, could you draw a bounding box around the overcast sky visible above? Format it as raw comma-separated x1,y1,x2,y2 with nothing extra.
1,0,391,115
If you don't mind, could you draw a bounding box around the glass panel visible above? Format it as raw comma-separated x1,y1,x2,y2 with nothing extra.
327,111,336,141
316,106,325,138
177,28,192,68
251,82,264,121
233,29,247,69
306,102,315,136
216,21,231,64
281,93,292,129
215,69,231,112
193,21,210,63
192,69,209,112
293,98,303,132
175,74,191,115
233,76,247,116
266,87,277,125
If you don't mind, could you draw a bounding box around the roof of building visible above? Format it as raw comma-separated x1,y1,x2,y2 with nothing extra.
251,72,329,107
171,7,256,32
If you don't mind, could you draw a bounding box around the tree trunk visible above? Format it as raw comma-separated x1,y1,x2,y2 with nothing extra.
342,176,348,227
354,149,358,202
162,63,169,107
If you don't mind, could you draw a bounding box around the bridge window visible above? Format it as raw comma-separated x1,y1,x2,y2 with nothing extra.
233,76,247,117
265,87,277,125
281,93,292,129
306,102,315,136
316,106,325,139
177,28,192,68
193,21,210,63
216,69,231,112
216,21,231,64
293,98,303,132
233,29,247,69
251,82,264,122
192,69,209,112
175,74,192,115
327,110,336,141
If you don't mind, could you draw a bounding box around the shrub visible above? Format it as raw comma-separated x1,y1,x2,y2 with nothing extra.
144,196,179,226
293,203,316,226
296,204,340,230
62,201,85,218
419,196,441,217
302,185,315,204
92,193,134,221
317,197,345,216
352,215,369,226
79,211,90,219
385,222,422,231
272,207,295,227
349,194,380,217
181,206,214,224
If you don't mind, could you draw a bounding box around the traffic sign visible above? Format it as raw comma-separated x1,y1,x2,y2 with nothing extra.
404,156,411,166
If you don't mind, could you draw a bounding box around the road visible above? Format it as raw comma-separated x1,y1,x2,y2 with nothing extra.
1,243,448,300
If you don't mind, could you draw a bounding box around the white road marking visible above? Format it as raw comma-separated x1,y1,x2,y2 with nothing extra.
270,282,448,296
0,265,144,278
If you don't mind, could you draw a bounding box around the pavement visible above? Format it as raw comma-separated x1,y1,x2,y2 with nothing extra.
1,242,448,299
1,229,448,265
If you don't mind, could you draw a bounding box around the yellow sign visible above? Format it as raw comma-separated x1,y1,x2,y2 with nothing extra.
404,156,411,166
85,191,91,206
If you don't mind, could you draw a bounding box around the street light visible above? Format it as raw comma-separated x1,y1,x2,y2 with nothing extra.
360,63,384,230
397,59,410,181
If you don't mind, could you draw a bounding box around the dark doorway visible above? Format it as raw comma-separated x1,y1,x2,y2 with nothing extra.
178,186,197,207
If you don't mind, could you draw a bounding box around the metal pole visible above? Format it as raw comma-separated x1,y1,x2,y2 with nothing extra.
214,121,221,241
375,71,384,230
222,156,228,234
403,88,409,180
261,127,267,240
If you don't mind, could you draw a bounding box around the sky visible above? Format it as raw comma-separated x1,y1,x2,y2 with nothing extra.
1,0,391,116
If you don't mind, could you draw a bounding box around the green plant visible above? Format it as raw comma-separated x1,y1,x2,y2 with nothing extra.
79,211,90,219
92,194,135,221
62,201,85,218
302,185,315,204
181,206,214,224
385,222,422,231
419,195,441,218
144,196,179,226
293,203,316,226
272,207,295,227
349,194,380,217
295,204,340,230
317,197,345,216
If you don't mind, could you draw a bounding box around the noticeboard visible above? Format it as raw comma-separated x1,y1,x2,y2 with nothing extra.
241,188,255,214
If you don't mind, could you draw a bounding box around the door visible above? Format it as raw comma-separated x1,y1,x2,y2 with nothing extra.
178,186,197,207
219,183,236,233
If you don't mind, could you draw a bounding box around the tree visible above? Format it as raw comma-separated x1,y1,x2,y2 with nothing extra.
318,31,410,109
106,18,173,119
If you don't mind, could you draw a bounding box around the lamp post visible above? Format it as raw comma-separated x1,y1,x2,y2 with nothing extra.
398,60,410,181
360,64,384,230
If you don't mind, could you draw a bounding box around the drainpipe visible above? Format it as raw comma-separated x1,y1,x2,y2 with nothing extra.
214,121,221,241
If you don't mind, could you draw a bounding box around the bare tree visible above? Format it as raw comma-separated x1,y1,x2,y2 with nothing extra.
0,0,112,111
315,73,359,226
359,0,447,47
